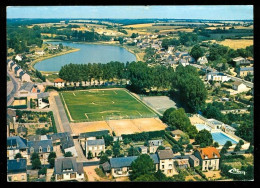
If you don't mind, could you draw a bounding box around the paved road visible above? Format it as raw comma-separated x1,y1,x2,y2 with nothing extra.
54,95,72,133
7,70,19,106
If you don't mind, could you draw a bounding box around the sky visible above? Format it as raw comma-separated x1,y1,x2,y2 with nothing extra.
7,6,253,20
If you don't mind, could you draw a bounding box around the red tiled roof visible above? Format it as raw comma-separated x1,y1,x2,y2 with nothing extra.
54,78,65,83
197,147,220,160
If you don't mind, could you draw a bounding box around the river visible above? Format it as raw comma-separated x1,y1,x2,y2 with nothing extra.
34,41,137,72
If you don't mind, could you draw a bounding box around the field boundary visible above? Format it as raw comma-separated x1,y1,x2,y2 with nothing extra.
59,92,74,122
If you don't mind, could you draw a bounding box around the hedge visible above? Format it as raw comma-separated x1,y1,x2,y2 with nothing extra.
165,132,182,147
221,155,245,161
194,167,208,181
48,111,57,133
45,85,126,92
121,130,165,142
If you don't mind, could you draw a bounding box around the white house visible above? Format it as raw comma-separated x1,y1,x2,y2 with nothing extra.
11,64,18,72
35,50,45,56
85,139,105,158
194,147,220,171
206,72,230,82
15,55,23,62
19,72,31,82
232,81,247,92
54,78,65,88
197,56,208,65
54,157,84,181
157,149,176,176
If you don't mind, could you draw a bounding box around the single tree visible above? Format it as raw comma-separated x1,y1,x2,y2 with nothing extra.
31,152,39,162
87,151,93,159
64,152,73,157
105,149,112,156
129,154,156,181
213,142,219,148
195,129,213,147
190,44,203,61
32,158,42,169
14,153,22,159
99,154,109,164
128,146,140,156
157,146,166,151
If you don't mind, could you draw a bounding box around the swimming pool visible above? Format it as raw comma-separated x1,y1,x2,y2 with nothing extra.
211,132,238,145
195,124,212,132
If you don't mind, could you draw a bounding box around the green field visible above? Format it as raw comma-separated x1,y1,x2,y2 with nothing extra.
60,89,158,122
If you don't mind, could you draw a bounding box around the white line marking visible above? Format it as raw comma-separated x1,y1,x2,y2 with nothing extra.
73,92,76,96
84,113,89,119
114,91,118,95
137,111,143,116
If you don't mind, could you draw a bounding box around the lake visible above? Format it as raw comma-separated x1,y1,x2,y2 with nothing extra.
34,41,137,72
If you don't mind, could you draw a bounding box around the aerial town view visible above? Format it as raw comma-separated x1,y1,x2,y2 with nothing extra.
6,6,254,182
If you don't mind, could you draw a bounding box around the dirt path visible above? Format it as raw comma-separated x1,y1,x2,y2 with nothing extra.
83,166,110,182
49,91,64,132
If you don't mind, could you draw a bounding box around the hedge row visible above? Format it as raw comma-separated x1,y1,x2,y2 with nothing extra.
45,85,126,92
165,132,182,147
121,130,165,142
49,111,57,133
194,167,208,181
221,154,246,161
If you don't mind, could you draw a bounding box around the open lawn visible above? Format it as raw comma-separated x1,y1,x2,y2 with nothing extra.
60,89,158,122
217,39,253,49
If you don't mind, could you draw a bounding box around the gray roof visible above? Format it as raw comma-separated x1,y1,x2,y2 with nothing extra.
19,71,25,77
189,155,199,161
19,82,34,92
10,62,15,68
54,157,83,175
79,130,109,139
150,153,159,164
37,92,49,99
157,149,174,160
27,135,42,141
173,155,190,160
101,161,111,172
110,156,138,168
47,132,71,141
60,136,74,149
7,136,27,150
14,66,21,72
148,140,163,146
7,158,27,173
240,67,253,71
86,139,105,146
27,139,53,154
17,126,27,134
207,71,224,76
7,109,16,119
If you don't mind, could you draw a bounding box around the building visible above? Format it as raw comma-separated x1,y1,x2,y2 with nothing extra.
194,147,220,171
17,82,34,97
60,136,77,157
35,50,45,56
171,130,186,140
17,125,27,138
54,157,84,181
16,68,23,77
15,55,23,61
85,139,105,158
37,92,50,109
7,108,16,132
109,154,159,178
232,81,247,92
27,139,53,164
148,140,163,153
54,78,65,88
7,158,27,182
19,71,31,82
238,67,253,77
157,149,176,176
78,130,109,143
221,124,236,135
197,56,208,65
7,60,14,69
14,66,21,76
206,72,230,82
60,21,66,25
232,57,250,66
138,146,148,154
113,136,123,142
189,155,200,167
7,136,28,160
101,161,111,175
11,63,18,72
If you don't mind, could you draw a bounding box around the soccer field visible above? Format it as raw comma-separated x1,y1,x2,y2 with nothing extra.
60,89,158,122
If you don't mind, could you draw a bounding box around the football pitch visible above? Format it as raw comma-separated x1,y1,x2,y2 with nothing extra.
60,89,158,122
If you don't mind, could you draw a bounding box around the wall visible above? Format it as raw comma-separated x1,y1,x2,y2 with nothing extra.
7,172,27,182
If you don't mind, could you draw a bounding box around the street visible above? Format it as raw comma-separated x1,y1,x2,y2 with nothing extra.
7,70,20,106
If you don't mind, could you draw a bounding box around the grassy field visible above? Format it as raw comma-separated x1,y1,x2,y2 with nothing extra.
217,39,253,49
60,89,158,122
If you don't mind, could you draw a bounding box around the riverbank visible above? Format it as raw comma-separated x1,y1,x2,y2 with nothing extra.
30,48,80,72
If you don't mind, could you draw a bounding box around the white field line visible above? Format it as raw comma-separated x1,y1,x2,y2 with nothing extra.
60,93,74,121
137,111,143,116
84,113,89,119
73,92,76,96
114,90,118,95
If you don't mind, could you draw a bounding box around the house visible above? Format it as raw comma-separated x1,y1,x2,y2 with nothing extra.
19,71,31,82
194,147,220,171
14,66,21,76
7,158,27,182
85,139,105,158
54,78,65,88
78,130,109,142
189,155,200,167
232,57,250,66
113,136,123,142
7,136,28,160
179,59,189,67
197,56,208,65
60,136,77,157
17,82,34,97
238,67,253,77
27,139,53,163
148,139,163,153
11,63,18,72
138,146,148,154
35,50,45,56
37,92,50,109
221,124,236,135
109,154,159,177
54,157,84,181
232,81,247,92
207,118,224,129
15,55,23,61
157,149,176,176
7,60,14,69
7,109,16,137
16,68,23,77
246,57,254,64
206,72,230,82
17,125,27,138
101,161,111,175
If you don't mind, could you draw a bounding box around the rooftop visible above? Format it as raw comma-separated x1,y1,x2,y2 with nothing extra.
7,136,27,150
86,139,105,146
19,82,34,92
232,81,243,86
110,156,138,168
7,158,27,174
79,130,109,139
37,92,49,99
240,67,253,71
196,147,220,160
233,56,245,61
54,78,65,83
54,157,83,175
157,149,174,160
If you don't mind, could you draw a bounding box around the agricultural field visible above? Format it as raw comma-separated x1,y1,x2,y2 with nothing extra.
216,39,253,49
60,89,158,122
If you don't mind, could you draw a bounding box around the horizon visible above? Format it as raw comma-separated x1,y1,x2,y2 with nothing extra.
7,6,253,20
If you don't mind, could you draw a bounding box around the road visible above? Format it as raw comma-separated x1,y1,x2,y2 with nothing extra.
189,64,253,88
7,70,19,106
